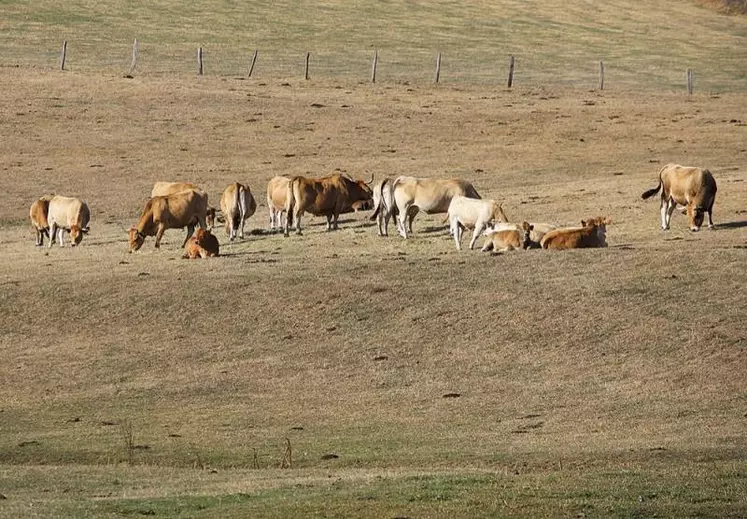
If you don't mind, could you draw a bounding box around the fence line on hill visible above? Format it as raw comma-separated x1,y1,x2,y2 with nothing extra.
48,39,726,95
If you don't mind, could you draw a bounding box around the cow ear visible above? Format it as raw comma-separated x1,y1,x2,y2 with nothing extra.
580,220,587,227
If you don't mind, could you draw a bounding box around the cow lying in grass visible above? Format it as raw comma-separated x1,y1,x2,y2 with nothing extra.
183,228,220,259
481,222,534,252
540,216,611,250
486,221,557,249
641,163,717,231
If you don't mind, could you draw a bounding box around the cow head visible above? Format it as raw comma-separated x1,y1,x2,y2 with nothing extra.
688,205,705,231
582,216,611,244
349,173,375,205
128,227,146,252
69,225,88,246
520,221,534,249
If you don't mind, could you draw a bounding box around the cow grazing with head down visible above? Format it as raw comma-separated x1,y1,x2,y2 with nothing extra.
641,163,717,232
481,222,534,252
266,175,292,232
128,190,208,252
46,195,91,247
369,178,397,236
391,176,481,238
447,196,509,250
220,182,257,241
540,216,611,250
284,173,374,236
183,228,220,259
151,181,215,230
29,194,55,246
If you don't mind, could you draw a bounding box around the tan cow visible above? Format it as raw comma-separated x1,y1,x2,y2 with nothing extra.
128,190,208,252
369,178,397,236
183,228,220,259
284,173,374,236
46,195,91,247
641,163,717,231
481,222,534,252
391,176,481,238
487,221,557,248
540,216,611,250
151,181,215,230
447,196,508,250
266,175,291,232
29,194,55,246
220,182,257,241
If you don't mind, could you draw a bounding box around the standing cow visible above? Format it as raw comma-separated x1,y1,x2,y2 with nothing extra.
151,181,215,230
284,173,374,236
220,182,257,241
641,164,717,231
128,190,208,252
266,175,291,232
369,178,397,236
447,196,509,250
391,176,481,238
46,195,91,247
29,194,55,246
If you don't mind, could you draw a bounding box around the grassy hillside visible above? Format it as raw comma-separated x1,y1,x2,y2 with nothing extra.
1,1,746,90
0,1,746,518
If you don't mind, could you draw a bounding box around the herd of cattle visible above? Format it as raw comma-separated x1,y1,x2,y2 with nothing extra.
28,163,717,255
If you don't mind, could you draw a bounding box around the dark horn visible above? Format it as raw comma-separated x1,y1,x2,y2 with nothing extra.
367,173,375,185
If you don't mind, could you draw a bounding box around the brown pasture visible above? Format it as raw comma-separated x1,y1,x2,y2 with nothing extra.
1,69,746,516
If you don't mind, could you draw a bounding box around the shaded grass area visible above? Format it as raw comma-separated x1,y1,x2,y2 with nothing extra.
2,461,745,518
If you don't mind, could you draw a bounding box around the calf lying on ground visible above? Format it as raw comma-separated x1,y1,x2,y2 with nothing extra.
486,221,557,248
183,228,220,259
540,216,611,250
481,222,533,252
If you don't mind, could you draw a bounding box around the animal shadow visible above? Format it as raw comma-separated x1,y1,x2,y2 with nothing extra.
715,220,747,230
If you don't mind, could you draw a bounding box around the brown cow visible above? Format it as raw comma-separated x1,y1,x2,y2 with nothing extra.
540,217,611,250
128,190,208,252
481,222,534,252
151,181,215,230
220,182,257,240
183,228,220,259
29,194,55,246
641,164,717,231
47,195,91,247
284,173,374,236
391,176,481,238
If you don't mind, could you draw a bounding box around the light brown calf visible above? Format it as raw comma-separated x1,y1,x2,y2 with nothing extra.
481,222,533,252
29,194,55,246
540,216,611,250
183,228,220,259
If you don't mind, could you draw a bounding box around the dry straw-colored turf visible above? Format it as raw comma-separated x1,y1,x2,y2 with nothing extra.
1,1,747,518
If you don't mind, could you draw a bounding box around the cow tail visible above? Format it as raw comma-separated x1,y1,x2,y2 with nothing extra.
370,179,386,221
236,183,246,229
641,166,665,200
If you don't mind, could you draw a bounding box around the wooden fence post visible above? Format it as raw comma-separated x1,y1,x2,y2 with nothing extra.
507,55,515,88
599,61,605,91
434,52,441,83
197,47,204,76
686,69,693,95
60,41,68,71
304,52,310,80
248,49,258,77
371,50,378,83
127,39,139,77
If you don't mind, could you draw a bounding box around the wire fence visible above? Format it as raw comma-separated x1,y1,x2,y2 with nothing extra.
13,40,747,94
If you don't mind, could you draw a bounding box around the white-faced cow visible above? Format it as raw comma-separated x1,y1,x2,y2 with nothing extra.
641,163,717,231
128,190,208,252
220,182,257,241
447,196,509,250
540,216,611,250
391,176,481,238
284,173,374,236
29,194,55,246
46,195,91,247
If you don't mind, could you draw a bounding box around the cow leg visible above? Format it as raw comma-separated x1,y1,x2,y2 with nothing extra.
57,227,65,247
660,197,670,230
35,229,43,246
707,201,715,229
407,207,417,233
665,199,678,230
295,210,303,235
239,216,246,240
333,211,340,231
47,224,57,248
326,215,333,231
469,222,486,250
450,218,462,250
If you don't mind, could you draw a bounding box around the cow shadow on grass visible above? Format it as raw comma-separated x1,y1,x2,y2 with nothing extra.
420,225,449,234
716,219,747,230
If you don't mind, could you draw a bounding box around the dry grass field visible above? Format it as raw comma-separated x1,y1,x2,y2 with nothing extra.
1,1,747,518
